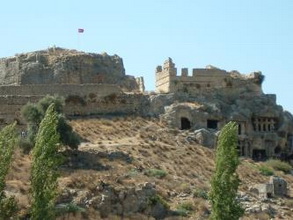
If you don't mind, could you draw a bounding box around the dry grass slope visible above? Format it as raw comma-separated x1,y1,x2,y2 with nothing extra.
4,116,293,219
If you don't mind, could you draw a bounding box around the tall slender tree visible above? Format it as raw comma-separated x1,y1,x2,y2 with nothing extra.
0,122,18,219
31,104,61,220
209,121,244,220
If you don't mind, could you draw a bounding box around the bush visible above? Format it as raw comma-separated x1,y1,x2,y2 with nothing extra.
55,202,85,216
175,201,194,216
18,137,34,154
265,159,292,174
258,165,274,176
193,188,209,200
21,95,81,150
0,196,18,219
148,195,169,209
145,169,167,178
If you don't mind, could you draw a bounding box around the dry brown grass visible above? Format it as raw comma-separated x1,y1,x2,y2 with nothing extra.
6,148,32,216
4,116,293,219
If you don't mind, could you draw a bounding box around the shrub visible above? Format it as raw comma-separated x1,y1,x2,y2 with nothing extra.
21,95,80,150
65,95,86,106
55,202,85,216
265,159,292,174
145,169,167,178
18,137,34,154
176,201,194,216
175,208,189,217
148,195,169,209
258,165,274,176
193,188,209,200
0,196,18,219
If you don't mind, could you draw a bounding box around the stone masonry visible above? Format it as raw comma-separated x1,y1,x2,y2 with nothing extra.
0,49,292,161
155,58,293,160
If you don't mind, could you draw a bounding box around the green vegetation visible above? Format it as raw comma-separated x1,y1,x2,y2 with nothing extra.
176,201,194,216
21,95,80,151
258,165,274,176
31,104,62,220
0,123,18,219
209,121,244,220
265,159,292,174
193,188,209,200
55,202,85,216
148,195,169,209
145,168,167,178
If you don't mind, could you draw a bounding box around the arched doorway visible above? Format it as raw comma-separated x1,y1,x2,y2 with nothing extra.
180,117,191,130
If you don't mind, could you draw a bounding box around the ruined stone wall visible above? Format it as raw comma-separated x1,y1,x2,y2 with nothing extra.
0,96,40,125
155,66,171,93
0,86,148,125
155,58,263,96
0,48,143,92
0,84,121,97
64,93,148,116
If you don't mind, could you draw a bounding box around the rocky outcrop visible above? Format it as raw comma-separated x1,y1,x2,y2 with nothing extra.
155,89,293,158
0,47,142,92
59,182,170,219
250,176,288,199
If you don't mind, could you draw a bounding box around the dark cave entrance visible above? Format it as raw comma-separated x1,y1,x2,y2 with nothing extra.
207,119,218,129
180,117,191,130
252,149,266,161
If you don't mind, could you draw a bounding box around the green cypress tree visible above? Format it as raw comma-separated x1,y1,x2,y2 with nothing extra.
0,122,18,219
209,121,244,220
31,104,61,220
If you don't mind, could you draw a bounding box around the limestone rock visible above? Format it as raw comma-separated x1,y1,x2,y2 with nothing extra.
67,182,170,219
0,47,142,92
193,128,217,148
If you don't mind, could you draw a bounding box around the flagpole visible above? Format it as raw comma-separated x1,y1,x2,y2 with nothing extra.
78,32,81,51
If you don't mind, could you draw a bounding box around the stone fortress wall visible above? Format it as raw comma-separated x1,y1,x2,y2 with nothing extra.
0,47,147,125
0,84,147,125
0,48,292,161
156,58,263,96
0,84,120,97
156,58,293,160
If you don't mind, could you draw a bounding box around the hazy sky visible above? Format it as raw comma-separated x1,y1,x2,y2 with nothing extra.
1,0,293,113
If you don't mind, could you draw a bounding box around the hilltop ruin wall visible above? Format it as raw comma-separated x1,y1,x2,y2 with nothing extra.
0,47,142,92
156,58,264,96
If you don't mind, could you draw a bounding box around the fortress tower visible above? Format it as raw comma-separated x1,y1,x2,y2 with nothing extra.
155,58,177,93
155,58,264,96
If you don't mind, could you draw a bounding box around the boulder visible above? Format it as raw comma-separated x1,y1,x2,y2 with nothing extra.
193,128,217,148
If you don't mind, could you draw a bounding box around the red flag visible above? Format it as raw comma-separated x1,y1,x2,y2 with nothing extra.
78,28,84,33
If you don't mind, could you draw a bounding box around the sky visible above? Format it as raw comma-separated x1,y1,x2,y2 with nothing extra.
1,0,293,113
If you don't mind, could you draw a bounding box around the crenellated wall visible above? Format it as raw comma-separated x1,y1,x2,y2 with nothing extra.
155,58,263,96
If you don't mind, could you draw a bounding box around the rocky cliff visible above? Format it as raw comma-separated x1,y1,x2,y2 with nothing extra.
0,47,141,92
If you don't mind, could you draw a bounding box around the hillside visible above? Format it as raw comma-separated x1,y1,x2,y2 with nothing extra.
5,116,293,219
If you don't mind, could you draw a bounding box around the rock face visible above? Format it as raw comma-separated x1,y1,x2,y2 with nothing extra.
249,176,288,199
0,47,140,91
152,58,293,160
60,182,170,219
